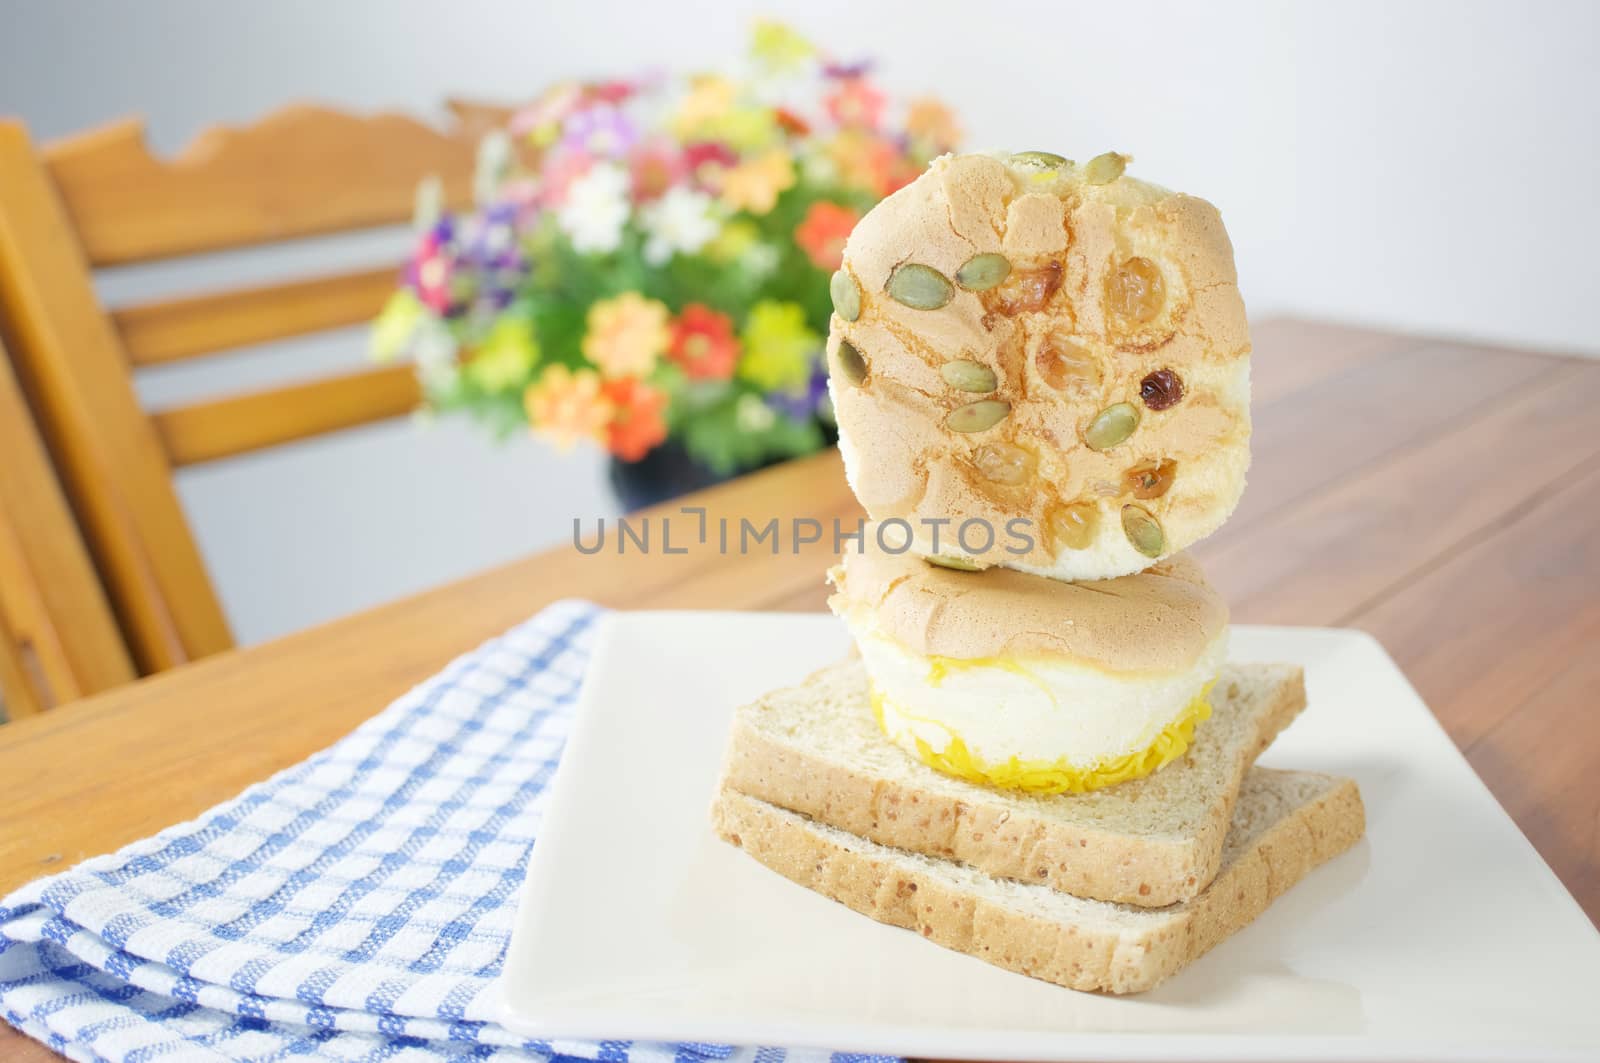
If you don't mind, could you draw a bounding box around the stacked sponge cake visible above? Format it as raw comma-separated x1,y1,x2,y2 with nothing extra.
712,151,1364,994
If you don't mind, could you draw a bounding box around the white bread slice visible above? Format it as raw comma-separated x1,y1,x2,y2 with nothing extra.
719,658,1304,906
713,768,1365,995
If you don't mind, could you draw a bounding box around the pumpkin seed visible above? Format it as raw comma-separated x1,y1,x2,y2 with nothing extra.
1122,504,1165,557
887,263,954,310
830,270,861,322
927,554,982,572
1083,152,1129,185
1009,150,1069,170
833,340,867,385
1084,402,1140,451
946,399,1010,433
955,253,1011,291
940,359,997,393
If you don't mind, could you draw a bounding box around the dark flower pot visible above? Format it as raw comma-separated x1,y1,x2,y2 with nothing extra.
607,439,736,512
608,422,839,513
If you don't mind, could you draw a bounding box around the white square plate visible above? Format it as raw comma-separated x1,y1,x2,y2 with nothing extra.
497,612,1600,1061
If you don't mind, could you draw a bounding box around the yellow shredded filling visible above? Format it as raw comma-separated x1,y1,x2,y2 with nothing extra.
871,683,1213,795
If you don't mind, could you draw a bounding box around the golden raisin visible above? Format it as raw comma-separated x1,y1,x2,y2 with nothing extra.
1046,503,1097,551
1123,459,1176,499
983,262,1063,316
972,442,1036,486
1107,257,1165,325
1034,334,1100,396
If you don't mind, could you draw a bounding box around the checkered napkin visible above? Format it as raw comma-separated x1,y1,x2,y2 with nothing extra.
0,600,894,1063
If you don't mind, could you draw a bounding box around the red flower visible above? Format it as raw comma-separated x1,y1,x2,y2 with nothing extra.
794,201,859,271
410,230,455,313
668,304,739,380
682,141,739,186
601,378,669,461
591,80,635,105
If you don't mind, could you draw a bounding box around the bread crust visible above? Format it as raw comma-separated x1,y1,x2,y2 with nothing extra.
830,545,1226,671
829,152,1252,581
719,659,1304,906
712,771,1365,995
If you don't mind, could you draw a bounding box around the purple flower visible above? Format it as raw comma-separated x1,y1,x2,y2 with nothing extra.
561,103,638,159
404,205,533,319
822,58,874,80
768,358,830,422
460,203,529,312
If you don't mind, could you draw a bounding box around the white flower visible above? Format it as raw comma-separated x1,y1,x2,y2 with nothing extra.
742,242,780,279
736,393,778,433
474,130,512,206
640,186,720,265
412,319,460,392
557,162,631,254
800,151,837,186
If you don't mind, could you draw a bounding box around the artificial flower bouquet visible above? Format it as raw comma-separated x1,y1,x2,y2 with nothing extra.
372,22,959,476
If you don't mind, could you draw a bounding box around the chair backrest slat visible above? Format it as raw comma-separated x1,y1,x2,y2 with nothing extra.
0,102,498,685
112,265,400,366
151,364,421,467
45,106,478,266
0,120,231,672
0,339,136,714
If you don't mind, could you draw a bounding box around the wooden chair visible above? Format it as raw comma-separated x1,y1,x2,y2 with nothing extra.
0,335,135,718
0,101,511,680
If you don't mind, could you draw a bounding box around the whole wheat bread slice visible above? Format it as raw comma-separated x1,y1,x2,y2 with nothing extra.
719,658,1304,906
713,768,1364,995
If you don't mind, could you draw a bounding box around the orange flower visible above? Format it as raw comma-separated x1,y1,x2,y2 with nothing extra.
773,106,810,137
827,129,902,196
717,148,796,215
668,304,739,380
601,378,669,461
582,292,671,378
794,201,859,271
905,97,960,151
524,365,614,450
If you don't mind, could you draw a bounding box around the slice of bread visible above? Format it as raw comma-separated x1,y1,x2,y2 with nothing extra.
719,658,1304,906
713,768,1365,995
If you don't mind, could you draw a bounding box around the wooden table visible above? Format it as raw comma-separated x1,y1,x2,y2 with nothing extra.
3,318,1598,1059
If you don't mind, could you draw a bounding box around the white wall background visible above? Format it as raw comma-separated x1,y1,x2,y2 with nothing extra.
2,0,1596,645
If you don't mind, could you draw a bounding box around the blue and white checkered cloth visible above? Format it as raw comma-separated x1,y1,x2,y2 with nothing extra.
0,601,893,1063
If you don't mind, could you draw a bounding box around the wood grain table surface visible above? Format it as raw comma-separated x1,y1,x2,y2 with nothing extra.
3,317,1598,1059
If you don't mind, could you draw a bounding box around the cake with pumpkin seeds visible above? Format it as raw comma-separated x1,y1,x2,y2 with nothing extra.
715,150,1365,996
826,150,1252,581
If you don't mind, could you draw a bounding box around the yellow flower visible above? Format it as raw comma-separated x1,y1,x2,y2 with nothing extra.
750,20,814,71
523,364,613,450
714,107,779,153
705,219,760,263
464,316,540,394
718,149,796,215
738,300,818,393
673,75,736,141
369,290,423,362
582,292,671,378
